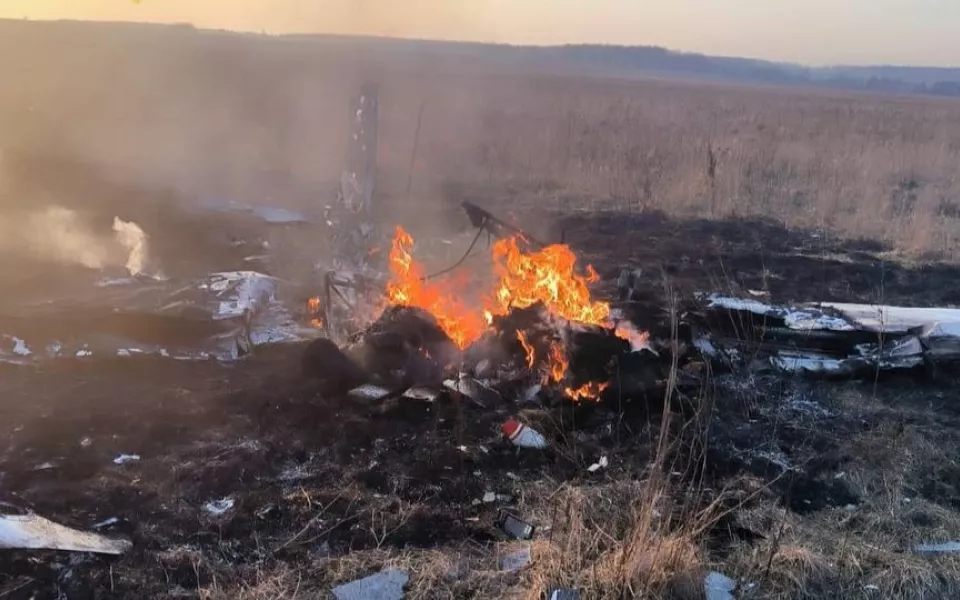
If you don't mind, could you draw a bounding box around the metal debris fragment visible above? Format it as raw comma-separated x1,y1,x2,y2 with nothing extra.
0,507,131,555
203,498,235,517
704,571,736,600
499,545,532,572
332,568,408,600
496,511,536,540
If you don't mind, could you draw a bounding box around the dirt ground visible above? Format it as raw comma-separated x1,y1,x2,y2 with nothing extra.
3,210,960,599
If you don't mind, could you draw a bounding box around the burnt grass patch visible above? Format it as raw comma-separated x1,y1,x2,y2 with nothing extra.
3,214,960,598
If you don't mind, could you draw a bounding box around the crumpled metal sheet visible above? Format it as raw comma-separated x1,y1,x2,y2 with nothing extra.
697,294,960,375
0,271,315,363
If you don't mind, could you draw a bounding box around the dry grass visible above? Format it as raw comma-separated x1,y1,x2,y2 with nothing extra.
5,25,960,258
5,23,960,599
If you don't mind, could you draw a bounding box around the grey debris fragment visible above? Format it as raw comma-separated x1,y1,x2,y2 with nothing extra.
496,511,536,540
203,498,235,517
332,568,409,600
0,511,131,555
704,571,736,600
92,517,121,529
547,589,581,600
112,454,140,465
499,546,532,572
916,541,960,553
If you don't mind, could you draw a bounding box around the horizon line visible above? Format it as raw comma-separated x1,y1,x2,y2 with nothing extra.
3,16,959,72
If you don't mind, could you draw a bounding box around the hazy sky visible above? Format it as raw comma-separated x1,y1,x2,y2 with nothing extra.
1,0,958,67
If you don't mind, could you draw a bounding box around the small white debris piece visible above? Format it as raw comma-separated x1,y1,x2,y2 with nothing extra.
704,571,736,600
12,337,31,356
93,517,121,529
113,454,140,465
499,546,532,572
332,568,409,600
76,349,93,358
203,498,235,517
348,384,391,400
403,388,439,402
457,446,469,453
0,511,131,554
863,584,880,591
482,492,497,504
32,462,56,471
80,437,93,448
916,541,960,553
587,456,609,473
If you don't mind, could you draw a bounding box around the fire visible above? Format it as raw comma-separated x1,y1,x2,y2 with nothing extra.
565,381,610,402
382,226,634,402
385,226,487,349
516,330,536,369
614,322,650,352
489,237,611,326
307,296,323,328
546,340,567,385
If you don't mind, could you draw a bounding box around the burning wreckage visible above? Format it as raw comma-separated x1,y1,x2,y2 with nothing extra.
4,81,960,390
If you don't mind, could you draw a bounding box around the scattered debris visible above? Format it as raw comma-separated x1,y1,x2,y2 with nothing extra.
700,294,960,376
587,456,609,473
496,511,536,540
443,375,500,407
502,419,548,449
112,454,141,465
547,589,581,600
0,507,131,554
916,541,960,553
92,517,121,529
704,571,736,600
202,498,235,517
332,568,409,600
499,546,532,572
256,504,280,521
482,492,497,503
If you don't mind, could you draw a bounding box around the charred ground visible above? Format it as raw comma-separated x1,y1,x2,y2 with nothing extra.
3,211,960,599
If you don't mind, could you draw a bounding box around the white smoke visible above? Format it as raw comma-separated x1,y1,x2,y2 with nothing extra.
0,206,152,276
112,216,147,276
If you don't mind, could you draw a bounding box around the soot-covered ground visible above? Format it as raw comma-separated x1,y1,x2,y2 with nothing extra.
3,212,960,599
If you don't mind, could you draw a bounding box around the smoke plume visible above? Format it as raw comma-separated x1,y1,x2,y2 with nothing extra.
0,206,152,276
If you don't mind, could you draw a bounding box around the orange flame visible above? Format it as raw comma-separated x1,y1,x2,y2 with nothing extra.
614,323,650,351
516,330,536,369
489,237,611,326
382,227,633,401
307,296,323,328
565,381,610,402
546,340,567,384
385,226,487,349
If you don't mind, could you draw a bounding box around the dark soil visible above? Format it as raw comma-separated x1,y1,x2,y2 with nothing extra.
3,210,960,598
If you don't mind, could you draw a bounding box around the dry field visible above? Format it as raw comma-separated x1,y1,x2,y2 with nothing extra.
2,21,960,600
